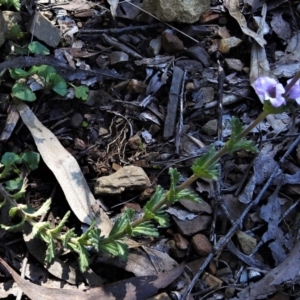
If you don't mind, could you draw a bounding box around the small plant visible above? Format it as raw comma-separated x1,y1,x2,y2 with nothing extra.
0,0,20,10
8,41,89,101
1,72,300,272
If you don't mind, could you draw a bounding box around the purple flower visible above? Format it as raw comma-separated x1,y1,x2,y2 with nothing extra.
253,77,286,107
286,78,300,104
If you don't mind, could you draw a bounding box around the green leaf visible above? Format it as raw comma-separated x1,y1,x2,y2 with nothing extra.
172,189,202,204
4,178,23,191
45,237,56,263
9,206,21,218
191,146,219,180
67,242,90,272
144,185,166,211
47,73,67,96
31,221,52,237
74,85,89,101
49,211,70,234
28,41,50,55
10,179,28,199
10,68,30,80
0,198,6,209
87,228,102,251
226,117,259,154
99,241,129,260
144,209,170,227
132,221,159,237
0,219,25,232
109,213,130,237
62,229,76,249
12,82,36,101
1,152,21,167
6,24,22,40
28,65,56,78
20,151,40,170
23,198,51,218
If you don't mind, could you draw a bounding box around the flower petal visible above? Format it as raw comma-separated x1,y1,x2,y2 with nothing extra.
254,77,278,97
287,85,300,104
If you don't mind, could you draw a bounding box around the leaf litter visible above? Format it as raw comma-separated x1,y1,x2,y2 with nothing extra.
0,0,300,299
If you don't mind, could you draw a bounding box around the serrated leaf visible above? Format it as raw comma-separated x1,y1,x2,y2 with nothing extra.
67,243,90,272
74,85,89,100
49,211,70,234
20,151,40,170
0,219,25,232
62,229,76,248
227,140,259,154
12,82,36,101
144,209,170,227
132,221,159,237
99,241,129,260
109,213,129,237
191,146,219,180
87,228,102,251
32,221,52,237
45,238,56,263
10,178,28,199
144,185,165,211
173,189,202,204
23,198,51,218
28,41,50,55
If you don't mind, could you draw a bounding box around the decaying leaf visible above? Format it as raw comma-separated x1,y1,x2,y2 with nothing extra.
16,101,112,236
0,257,185,300
223,0,266,47
107,0,119,19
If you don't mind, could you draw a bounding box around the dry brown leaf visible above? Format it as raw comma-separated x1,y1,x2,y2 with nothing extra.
0,257,185,300
223,0,266,47
16,101,112,236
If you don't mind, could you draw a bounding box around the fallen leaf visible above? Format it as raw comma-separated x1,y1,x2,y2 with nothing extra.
107,0,119,19
16,101,112,236
223,0,266,47
0,257,185,300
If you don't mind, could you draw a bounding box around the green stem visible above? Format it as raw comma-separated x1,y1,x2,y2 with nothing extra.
100,111,270,245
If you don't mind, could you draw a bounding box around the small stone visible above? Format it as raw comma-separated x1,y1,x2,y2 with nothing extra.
202,119,217,136
27,11,61,47
180,199,212,214
185,45,211,67
74,138,86,150
173,215,211,236
225,58,244,72
70,113,83,128
236,230,257,255
218,37,242,54
225,287,236,298
174,233,189,250
161,31,184,53
147,292,171,300
94,166,150,195
142,0,210,23
192,234,212,256
201,272,223,288
110,51,129,64
127,79,147,94
127,135,142,150
98,127,108,136
168,240,186,258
